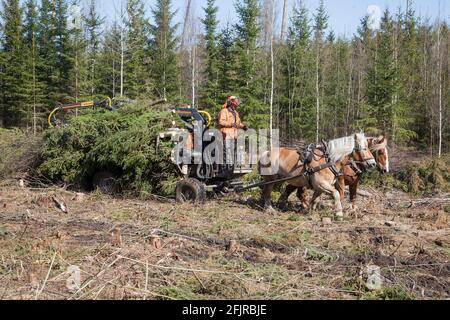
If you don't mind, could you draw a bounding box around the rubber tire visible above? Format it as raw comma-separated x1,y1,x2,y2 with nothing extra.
92,171,117,194
175,178,206,203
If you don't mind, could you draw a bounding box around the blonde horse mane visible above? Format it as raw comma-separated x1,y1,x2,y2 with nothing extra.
368,137,388,151
327,134,368,163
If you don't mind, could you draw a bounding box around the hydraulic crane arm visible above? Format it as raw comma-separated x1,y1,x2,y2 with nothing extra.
48,97,113,128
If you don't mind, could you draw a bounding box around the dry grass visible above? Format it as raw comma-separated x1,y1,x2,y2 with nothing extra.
0,184,449,300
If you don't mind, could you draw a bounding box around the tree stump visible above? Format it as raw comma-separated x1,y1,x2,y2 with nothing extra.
148,235,162,249
227,240,240,253
110,227,122,247
74,193,85,202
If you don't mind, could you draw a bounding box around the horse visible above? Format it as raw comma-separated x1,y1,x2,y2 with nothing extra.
280,136,389,211
259,133,376,220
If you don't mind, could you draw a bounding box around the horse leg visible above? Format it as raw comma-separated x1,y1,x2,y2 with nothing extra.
333,188,344,221
310,190,323,211
349,179,360,210
261,183,275,211
336,176,346,201
317,182,344,221
278,184,297,209
296,187,309,210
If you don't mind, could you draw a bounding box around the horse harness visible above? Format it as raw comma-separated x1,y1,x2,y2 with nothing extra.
236,139,369,193
298,143,343,179
298,140,373,179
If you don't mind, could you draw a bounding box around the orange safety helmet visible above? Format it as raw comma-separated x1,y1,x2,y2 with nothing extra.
226,96,240,108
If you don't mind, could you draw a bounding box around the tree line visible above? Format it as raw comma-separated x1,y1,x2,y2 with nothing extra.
0,0,448,155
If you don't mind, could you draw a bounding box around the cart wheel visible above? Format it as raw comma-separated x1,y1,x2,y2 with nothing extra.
175,178,206,203
92,171,117,194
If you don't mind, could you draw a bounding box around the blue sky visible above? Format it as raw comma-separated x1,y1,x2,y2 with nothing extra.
95,0,449,37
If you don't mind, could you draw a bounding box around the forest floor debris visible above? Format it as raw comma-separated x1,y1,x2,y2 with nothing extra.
0,185,449,300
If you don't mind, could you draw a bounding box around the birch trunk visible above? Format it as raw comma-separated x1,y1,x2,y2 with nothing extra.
120,25,124,98
437,23,442,158
191,43,196,108
32,35,37,135
316,49,320,143
118,3,125,98
280,0,288,41
182,0,192,49
269,0,276,142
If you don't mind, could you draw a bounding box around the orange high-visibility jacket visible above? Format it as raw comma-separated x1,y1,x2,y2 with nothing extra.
217,104,245,139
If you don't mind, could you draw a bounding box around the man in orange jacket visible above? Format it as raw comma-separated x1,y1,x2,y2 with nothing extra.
217,96,248,140
217,96,248,166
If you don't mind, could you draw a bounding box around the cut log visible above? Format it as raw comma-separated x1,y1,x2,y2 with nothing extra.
52,196,68,214
357,190,373,197
148,98,168,108
385,221,396,227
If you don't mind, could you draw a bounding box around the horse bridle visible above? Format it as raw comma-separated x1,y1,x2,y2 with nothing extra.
351,139,376,170
305,137,375,178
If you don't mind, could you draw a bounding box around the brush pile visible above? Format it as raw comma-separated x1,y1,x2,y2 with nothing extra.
36,103,179,196
0,128,41,180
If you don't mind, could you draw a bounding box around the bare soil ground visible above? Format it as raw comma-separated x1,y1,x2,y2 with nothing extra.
0,183,449,300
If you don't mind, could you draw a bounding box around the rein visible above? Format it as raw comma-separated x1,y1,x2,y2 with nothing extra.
237,137,372,193
307,144,342,178
309,137,374,178
342,147,378,178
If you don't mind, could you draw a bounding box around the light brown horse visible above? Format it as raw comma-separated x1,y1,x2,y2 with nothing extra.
281,136,389,210
259,133,376,220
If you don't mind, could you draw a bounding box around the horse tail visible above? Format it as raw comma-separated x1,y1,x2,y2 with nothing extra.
259,150,278,177
257,151,269,174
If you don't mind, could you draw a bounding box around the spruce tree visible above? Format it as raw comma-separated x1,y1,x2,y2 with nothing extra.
0,0,26,127
97,23,123,98
37,0,56,105
288,0,311,46
53,0,74,101
23,0,44,132
322,37,349,137
217,24,240,96
282,0,315,140
366,9,415,143
0,49,4,127
314,0,328,39
313,0,328,141
401,0,422,142
68,0,87,101
200,0,220,111
149,0,180,100
352,15,374,129
37,0,74,104
234,0,267,128
125,0,151,99
234,0,260,92
84,0,104,97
